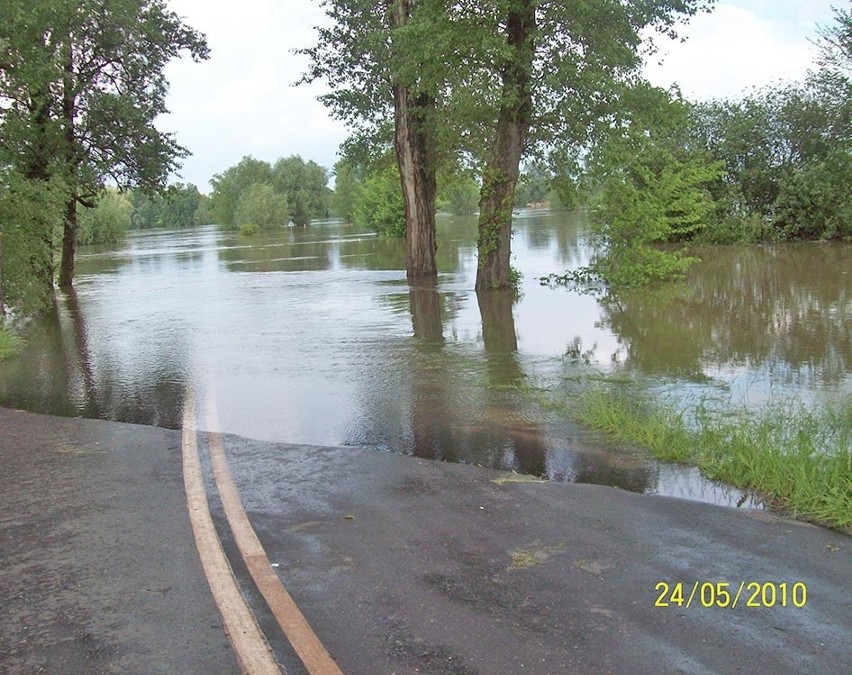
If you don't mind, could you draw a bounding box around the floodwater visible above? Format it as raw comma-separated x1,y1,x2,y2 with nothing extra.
1,212,849,508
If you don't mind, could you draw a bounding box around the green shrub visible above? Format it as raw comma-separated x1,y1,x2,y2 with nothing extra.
238,222,260,236
353,163,406,237
0,328,25,360
77,189,133,245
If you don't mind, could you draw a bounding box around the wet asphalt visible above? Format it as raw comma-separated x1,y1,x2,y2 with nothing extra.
1,407,850,674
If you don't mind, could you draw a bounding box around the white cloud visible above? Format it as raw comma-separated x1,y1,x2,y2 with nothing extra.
643,3,827,99
161,0,347,189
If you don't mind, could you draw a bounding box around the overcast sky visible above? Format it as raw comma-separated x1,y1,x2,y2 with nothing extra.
159,1,838,191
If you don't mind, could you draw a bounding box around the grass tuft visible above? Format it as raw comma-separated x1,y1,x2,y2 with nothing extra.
574,387,852,530
0,327,25,361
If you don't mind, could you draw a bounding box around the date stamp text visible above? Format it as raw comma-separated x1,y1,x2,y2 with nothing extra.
654,581,807,609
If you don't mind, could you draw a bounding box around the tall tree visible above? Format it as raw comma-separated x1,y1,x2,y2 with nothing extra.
816,3,852,78
1,1,66,292
210,156,274,228
303,1,715,288
301,0,440,277
451,1,716,290
1,0,209,288
389,1,438,277
473,0,536,290
271,156,329,225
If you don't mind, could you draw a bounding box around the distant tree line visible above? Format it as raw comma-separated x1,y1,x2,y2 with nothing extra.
331,151,559,239
73,183,212,246
209,155,331,232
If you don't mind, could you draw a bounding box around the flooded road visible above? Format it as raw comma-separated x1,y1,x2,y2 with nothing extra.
1,212,849,506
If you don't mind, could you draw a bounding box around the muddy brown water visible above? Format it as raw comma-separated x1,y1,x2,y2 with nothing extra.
1,211,849,508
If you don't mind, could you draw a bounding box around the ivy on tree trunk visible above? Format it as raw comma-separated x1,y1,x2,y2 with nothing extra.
475,1,535,291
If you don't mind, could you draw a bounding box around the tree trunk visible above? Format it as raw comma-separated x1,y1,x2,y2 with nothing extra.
25,94,57,291
0,233,5,319
58,197,77,288
475,1,536,291
58,38,76,289
389,0,438,278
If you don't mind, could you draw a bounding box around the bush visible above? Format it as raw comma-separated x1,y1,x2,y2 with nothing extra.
0,327,24,360
353,163,406,237
77,189,133,245
697,211,779,245
774,150,852,240
233,183,289,230
589,149,718,285
238,222,260,236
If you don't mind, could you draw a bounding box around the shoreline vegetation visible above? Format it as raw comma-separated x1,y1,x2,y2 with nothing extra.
534,382,851,531
0,327,24,361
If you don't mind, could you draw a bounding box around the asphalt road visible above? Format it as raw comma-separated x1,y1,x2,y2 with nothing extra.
1,407,850,674
0,407,237,674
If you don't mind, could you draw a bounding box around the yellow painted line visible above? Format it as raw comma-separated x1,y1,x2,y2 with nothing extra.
181,391,282,675
205,391,343,675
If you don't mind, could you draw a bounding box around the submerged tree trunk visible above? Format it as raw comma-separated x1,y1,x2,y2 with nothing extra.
390,0,438,278
58,39,77,289
475,1,536,291
0,234,5,318
58,197,77,288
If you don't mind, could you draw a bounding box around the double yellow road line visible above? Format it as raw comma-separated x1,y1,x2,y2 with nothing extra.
182,389,342,675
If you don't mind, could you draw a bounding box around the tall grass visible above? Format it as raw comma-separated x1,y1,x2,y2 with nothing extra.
575,387,852,530
0,327,24,361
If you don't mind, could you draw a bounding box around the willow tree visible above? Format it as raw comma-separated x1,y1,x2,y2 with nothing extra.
1,0,208,288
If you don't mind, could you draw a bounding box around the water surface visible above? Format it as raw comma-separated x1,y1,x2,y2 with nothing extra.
1,212,848,508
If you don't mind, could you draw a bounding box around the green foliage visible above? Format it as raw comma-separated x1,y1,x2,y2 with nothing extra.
588,87,723,286
0,169,64,315
353,163,406,237
331,159,362,222
76,190,133,245
210,156,273,228
0,0,210,285
437,168,479,216
689,66,852,242
515,163,552,207
816,4,852,78
0,327,25,360
508,265,523,300
238,222,260,236
233,183,289,230
774,149,852,240
272,156,329,225
210,155,328,229
194,193,213,225
695,210,778,245
304,0,714,288
130,183,207,229
574,387,852,529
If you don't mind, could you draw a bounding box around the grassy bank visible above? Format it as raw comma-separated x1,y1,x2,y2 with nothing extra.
0,327,24,360
574,387,851,530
